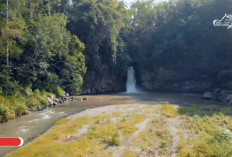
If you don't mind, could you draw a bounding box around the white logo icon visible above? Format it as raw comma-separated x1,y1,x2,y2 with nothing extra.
213,14,232,29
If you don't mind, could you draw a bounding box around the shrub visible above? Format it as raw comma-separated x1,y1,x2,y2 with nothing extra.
26,96,41,110
10,95,28,116
0,104,10,122
48,86,65,97
14,103,28,116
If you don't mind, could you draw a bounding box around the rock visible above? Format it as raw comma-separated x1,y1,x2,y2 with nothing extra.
202,92,213,99
83,97,88,101
51,95,55,101
47,97,54,106
65,93,70,97
70,97,77,101
213,89,231,102
54,98,59,103
225,94,232,102
81,70,125,94
227,100,232,105
53,102,58,106
58,98,63,103
62,96,67,101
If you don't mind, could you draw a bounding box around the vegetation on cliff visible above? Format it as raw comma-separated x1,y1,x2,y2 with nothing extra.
1,0,232,119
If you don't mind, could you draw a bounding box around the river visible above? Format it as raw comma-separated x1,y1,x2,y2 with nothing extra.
0,92,221,156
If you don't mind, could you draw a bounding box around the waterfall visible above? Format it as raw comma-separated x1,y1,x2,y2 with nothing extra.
126,66,138,93
68,0,73,5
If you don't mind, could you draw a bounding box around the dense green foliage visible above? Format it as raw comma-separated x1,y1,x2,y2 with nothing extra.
0,0,87,121
123,0,232,91
1,0,232,121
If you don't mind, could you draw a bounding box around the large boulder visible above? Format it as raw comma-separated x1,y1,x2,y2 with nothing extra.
225,94,232,102
202,92,214,99
47,97,54,106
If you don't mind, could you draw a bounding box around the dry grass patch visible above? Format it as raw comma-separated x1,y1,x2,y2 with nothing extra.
158,104,178,118
132,117,172,156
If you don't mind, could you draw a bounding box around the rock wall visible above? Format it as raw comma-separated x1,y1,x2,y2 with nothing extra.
137,66,232,93
81,70,126,94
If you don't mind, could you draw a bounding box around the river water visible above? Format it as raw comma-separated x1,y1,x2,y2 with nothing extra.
0,92,221,156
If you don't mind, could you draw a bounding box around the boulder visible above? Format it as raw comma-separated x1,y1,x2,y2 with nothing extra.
54,98,59,103
83,97,88,101
202,92,213,99
53,102,58,106
65,93,70,97
47,97,54,106
225,94,232,102
227,100,232,105
51,95,55,101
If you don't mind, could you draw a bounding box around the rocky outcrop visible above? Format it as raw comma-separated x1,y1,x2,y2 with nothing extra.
40,93,89,111
202,92,214,100
138,67,213,92
81,70,126,94
202,89,232,105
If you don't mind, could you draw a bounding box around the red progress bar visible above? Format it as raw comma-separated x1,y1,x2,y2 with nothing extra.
0,137,24,147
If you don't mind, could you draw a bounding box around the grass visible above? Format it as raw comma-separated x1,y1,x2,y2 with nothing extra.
55,117,68,125
122,150,136,157
178,106,232,157
6,111,146,157
178,105,232,116
132,117,172,156
6,104,232,157
159,104,178,118
0,88,54,123
116,114,145,137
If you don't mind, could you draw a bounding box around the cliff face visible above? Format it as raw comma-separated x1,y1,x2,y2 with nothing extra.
136,63,232,93
138,68,214,92
81,63,232,94
81,70,126,94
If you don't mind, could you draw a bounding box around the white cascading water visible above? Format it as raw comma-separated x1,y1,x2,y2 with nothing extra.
68,0,73,5
126,66,138,93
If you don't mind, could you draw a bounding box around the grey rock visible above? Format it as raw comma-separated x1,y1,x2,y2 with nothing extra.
225,94,232,102
83,97,88,101
202,92,214,99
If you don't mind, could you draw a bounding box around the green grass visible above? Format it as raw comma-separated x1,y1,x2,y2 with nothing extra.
116,114,145,137
178,107,232,157
6,104,232,157
6,111,146,157
178,105,232,116
132,117,172,156
55,117,68,125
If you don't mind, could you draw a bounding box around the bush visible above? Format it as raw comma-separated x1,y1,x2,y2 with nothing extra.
14,103,28,116
48,86,65,97
0,105,10,122
10,95,28,116
25,89,54,110
26,97,41,110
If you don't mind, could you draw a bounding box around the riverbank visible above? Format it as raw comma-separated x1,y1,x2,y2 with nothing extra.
6,103,232,157
0,92,224,156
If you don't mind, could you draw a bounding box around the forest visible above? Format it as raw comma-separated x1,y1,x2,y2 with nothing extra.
0,0,232,122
